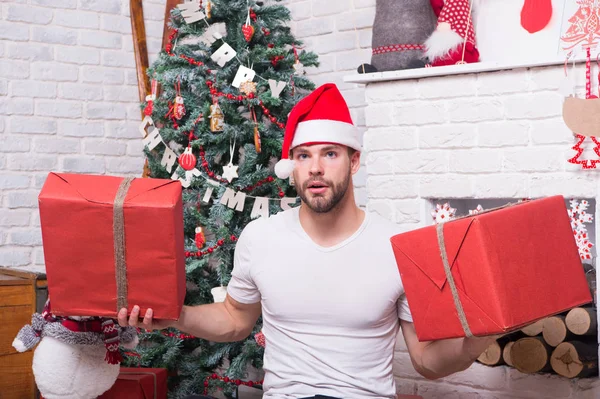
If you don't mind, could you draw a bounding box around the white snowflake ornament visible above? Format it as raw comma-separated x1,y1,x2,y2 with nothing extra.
431,203,456,225
469,204,484,215
568,198,594,260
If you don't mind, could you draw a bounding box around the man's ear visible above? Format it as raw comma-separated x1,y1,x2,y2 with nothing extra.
350,151,361,175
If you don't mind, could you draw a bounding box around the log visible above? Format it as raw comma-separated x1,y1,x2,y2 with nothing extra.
566,307,598,336
503,341,516,367
478,340,505,366
521,319,545,336
550,341,598,378
511,337,553,374
543,315,573,347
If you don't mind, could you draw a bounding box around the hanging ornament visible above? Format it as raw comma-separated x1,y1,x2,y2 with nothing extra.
254,331,266,348
239,80,257,96
173,79,186,120
221,136,239,183
205,0,211,19
144,78,158,116
179,146,197,171
251,106,261,153
195,226,206,249
292,45,304,75
242,8,255,42
211,286,227,303
209,100,224,132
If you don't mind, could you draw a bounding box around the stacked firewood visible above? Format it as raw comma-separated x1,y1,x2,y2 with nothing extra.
477,306,598,378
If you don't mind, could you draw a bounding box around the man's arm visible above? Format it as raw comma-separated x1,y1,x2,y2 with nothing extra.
118,294,261,343
400,319,499,380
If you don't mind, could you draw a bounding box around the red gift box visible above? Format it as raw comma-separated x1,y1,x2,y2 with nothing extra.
98,368,168,399
390,195,593,341
38,172,186,319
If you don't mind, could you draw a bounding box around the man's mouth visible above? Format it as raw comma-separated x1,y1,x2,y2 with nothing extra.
307,181,328,194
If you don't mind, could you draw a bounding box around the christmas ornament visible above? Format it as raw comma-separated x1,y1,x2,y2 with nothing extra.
211,286,227,303
144,78,158,116
206,0,211,19
195,226,206,248
211,43,237,67
232,65,256,88
242,8,255,42
520,0,552,34
293,60,305,75
251,107,261,153
179,146,197,171
560,1,600,51
240,80,257,96
221,137,239,183
209,101,224,132
424,0,479,66
431,202,456,224
568,199,594,260
468,204,484,215
254,331,266,348
174,79,185,120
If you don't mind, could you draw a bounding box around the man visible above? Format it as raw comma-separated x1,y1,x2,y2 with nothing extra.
118,83,498,398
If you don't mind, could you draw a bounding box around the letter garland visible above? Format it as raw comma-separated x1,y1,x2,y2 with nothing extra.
140,116,299,219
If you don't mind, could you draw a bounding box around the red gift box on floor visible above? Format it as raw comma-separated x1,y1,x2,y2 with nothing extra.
38,172,186,319
98,368,168,399
390,195,593,341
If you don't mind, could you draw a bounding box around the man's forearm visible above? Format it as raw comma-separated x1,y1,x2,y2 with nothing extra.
418,335,497,379
170,304,242,342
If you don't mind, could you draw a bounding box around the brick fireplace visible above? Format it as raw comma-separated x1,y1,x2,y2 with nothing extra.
348,64,600,398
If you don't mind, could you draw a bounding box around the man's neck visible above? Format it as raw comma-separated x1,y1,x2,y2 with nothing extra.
298,195,365,248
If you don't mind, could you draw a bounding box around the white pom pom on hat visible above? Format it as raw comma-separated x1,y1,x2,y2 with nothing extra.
274,83,361,179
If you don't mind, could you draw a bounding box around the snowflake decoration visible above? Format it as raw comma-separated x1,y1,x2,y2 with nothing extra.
568,199,594,260
239,81,257,95
432,203,456,224
469,204,484,215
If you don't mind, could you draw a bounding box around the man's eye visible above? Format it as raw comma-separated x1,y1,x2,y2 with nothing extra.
326,151,336,158
298,154,308,159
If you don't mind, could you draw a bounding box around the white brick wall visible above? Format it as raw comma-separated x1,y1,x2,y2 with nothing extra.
364,66,600,398
0,0,167,271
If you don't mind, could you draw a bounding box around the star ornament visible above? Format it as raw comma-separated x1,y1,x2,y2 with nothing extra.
222,161,239,183
431,202,456,225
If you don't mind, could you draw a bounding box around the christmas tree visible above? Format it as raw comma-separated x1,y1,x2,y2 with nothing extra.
125,1,318,397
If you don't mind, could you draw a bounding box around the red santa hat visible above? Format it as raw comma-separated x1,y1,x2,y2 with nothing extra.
274,83,361,179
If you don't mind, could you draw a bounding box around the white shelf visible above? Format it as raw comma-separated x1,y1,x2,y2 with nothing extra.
343,55,589,85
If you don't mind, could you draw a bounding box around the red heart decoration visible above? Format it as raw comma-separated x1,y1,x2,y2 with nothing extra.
242,24,254,42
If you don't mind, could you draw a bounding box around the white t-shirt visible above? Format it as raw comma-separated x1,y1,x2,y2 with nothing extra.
227,206,413,399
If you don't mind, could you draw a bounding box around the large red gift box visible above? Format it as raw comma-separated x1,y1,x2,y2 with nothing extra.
98,368,168,399
38,172,186,319
390,195,593,341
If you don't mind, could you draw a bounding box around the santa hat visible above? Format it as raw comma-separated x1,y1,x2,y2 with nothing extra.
424,0,479,66
274,83,361,179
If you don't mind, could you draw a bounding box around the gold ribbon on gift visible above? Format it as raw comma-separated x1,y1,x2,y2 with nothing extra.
113,177,135,312
435,222,473,338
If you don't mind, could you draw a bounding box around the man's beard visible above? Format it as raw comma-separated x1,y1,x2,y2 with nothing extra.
297,170,351,213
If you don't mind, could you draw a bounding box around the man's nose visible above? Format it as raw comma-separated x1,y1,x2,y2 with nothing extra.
308,156,324,175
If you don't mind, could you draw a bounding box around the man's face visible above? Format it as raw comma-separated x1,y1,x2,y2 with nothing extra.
291,144,360,213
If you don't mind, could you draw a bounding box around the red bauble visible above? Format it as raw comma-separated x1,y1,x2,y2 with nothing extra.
179,146,197,171
195,226,206,249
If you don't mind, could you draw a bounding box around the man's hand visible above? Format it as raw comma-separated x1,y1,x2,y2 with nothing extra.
117,305,174,331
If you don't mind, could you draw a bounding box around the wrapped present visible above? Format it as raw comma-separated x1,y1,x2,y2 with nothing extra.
38,173,186,319
390,195,593,341
98,368,168,399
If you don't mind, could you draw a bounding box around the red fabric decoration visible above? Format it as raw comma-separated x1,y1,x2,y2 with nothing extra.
521,0,553,34
102,319,123,365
